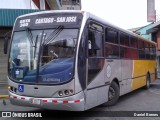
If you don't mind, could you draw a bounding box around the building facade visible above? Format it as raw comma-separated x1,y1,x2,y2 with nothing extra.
59,0,81,10
129,24,153,40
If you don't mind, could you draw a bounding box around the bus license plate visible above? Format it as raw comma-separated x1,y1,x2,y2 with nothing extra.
31,98,41,105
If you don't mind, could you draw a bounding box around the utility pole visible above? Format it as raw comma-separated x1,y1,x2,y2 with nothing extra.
147,0,156,23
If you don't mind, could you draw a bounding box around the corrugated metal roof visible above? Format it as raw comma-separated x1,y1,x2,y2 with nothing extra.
0,9,41,27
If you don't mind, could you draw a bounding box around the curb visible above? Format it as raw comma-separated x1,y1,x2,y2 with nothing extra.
0,95,9,99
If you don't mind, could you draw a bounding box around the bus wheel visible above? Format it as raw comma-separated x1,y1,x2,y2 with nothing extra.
145,74,150,89
102,81,119,106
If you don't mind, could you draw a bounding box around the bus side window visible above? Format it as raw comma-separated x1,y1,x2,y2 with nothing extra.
88,31,94,56
130,37,138,48
120,33,129,46
87,28,104,83
88,30,103,57
106,43,119,58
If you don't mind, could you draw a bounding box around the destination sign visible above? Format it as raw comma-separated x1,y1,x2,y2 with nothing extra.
35,16,77,25
19,19,31,28
14,13,82,31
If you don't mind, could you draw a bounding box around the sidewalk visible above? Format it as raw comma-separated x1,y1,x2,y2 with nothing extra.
0,85,9,99
153,79,160,84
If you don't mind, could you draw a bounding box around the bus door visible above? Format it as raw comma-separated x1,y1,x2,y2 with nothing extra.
85,27,106,110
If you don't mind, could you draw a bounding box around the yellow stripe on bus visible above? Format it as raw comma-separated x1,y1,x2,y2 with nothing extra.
132,60,156,91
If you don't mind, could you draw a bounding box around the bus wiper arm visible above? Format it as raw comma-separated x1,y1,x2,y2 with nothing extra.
36,31,46,83
34,35,38,58
44,25,64,45
25,28,35,47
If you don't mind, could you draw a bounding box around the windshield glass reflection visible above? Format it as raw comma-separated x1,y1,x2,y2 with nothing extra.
9,29,78,84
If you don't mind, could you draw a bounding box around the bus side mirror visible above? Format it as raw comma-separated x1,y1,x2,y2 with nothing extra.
88,40,91,49
4,38,9,54
3,31,11,54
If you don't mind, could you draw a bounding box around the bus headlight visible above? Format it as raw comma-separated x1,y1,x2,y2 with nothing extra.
8,86,17,93
64,90,69,95
58,89,74,97
58,91,63,96
8,86,11,90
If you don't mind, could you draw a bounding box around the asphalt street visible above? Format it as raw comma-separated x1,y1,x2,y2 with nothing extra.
1,80,160,120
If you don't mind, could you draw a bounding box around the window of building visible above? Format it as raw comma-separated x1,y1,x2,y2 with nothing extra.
61,0,72,5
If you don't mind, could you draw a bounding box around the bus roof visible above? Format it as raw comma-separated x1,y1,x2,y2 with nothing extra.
16,10,83,18
17,10,156,45
87,12,156,45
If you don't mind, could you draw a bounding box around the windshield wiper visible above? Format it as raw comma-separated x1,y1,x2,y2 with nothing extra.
36,31,46,83
34,35,38,58
44,25,64,45
25,28,35,47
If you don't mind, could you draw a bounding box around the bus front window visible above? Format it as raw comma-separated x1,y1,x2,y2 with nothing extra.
9,29,78,84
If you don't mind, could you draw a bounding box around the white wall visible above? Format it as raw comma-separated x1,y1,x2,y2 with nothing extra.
0,0,37,9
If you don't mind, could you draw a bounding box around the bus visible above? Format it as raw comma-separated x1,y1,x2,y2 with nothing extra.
6,10,157,111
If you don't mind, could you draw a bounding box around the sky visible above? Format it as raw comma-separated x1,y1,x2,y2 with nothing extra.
0,0,159,30
81,0,160,30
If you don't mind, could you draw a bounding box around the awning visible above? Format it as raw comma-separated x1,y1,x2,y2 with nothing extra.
146,21,160,34
0,9,41,27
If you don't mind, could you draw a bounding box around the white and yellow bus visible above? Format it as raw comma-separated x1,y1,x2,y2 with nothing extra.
6,10,156,111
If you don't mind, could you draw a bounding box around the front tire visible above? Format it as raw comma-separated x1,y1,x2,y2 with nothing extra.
102,81,119,106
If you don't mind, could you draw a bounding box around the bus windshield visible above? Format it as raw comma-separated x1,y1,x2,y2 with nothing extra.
8,28,79,84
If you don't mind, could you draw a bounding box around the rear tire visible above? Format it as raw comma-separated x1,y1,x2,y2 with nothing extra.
102,81,119,106
145,74,150,89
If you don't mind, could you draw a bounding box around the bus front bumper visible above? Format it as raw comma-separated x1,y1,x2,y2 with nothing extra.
9,91,85,111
